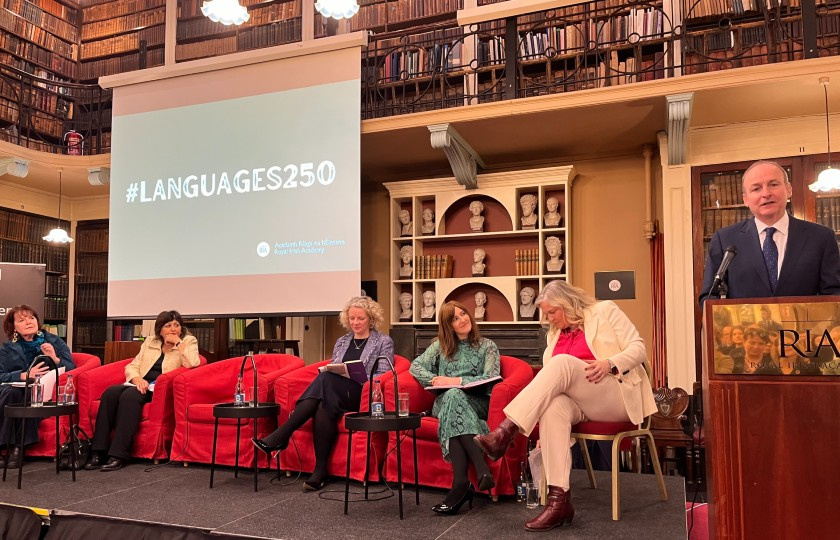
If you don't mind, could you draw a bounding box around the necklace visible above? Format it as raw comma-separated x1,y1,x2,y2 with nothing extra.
352,337,369,350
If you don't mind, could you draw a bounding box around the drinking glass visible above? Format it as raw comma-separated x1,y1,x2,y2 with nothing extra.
398,392,410,417
526,481,540,509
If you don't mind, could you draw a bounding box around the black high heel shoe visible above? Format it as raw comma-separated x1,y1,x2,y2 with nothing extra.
251,437,286,455
477,473,495,492
432,484,475,515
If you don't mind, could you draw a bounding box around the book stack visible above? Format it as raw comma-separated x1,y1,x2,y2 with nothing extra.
414,254,454,279
515,249,539,276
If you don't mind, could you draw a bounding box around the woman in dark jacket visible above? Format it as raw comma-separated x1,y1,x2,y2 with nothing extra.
253,296,394,490
0,304,74,467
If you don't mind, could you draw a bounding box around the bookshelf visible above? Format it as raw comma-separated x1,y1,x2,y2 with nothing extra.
0,205,70,337
72,219,108,356
385,165,575,326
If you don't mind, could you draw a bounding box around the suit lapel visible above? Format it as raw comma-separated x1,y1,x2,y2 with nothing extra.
740,219,773,293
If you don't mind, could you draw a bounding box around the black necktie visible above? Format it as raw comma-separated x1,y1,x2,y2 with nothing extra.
763,227,778,291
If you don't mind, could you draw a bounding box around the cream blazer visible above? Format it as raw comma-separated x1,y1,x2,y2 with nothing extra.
124,334,201,382
543,301,657,425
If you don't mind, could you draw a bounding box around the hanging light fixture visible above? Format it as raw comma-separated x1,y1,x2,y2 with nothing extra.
43,170,73,244
201,0,250,26
315,0,360,20
810,76,840,192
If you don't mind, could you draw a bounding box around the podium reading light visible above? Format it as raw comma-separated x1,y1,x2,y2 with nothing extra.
43,170,73,244
811,77,840,192
201,0,249,26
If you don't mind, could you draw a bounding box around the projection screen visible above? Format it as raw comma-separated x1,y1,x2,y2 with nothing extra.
103,42,362,319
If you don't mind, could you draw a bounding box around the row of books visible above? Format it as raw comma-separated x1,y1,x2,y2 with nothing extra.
80,23,163,59
28,108,62,137
379,42,464,82
10,0,77,23
3,0,78,43
82,5,165,41
0,29,77,78
0,96,18,122
816,197,840,233
372,25,463,51
176,0,301,40
44,296,67,319
82,0,165,24
46,274,68,296
76,254,108,282
0,51,74,88
78,46,163,80
1,8,77,58
175,35,237,62
515,249,540,276
77,320,108,345
685,0,800,20
0,130,63,153
410,254,454,280
75,282,107,311
348,0,459,31
702,207,753,236
11,85,73,119
701,174,745,208
190,324,215,352
77,228,109,252
178,0,291,20
0,209,69,243
236,18,301,51
42,323,66,338
0,239,69,272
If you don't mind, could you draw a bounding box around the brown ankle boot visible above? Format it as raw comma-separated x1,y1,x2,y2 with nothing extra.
473,418,518,461
525,486,574,531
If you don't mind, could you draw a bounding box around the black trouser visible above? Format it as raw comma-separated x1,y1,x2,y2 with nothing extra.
91,384,152,459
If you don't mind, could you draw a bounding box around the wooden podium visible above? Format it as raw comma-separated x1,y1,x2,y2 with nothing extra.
702,297,840,539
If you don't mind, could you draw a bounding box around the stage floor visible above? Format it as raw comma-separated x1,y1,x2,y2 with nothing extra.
0,460,686,539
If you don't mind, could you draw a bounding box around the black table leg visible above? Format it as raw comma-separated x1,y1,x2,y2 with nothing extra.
413,428,419,505
210,418,219,488
364,431,371,500
17,418,26,489
69,419,78,483
396,429,404,519
234,419,241,478
344,429,353,515
54,412,60,475
252,417,258,492
2,441,9,481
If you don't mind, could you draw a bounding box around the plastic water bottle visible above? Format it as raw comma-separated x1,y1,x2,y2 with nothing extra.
516,460,528,502
234,375,246,406
370,379,384,418
31,374,44,407
63,374,76,404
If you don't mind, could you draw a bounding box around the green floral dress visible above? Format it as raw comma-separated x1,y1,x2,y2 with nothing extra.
409,338,500,460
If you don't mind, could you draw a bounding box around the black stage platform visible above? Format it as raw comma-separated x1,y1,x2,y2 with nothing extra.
0,460,686,539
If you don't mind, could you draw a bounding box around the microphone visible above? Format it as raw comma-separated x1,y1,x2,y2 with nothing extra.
710,245,737,296
368,355,399,417
239,351,258,407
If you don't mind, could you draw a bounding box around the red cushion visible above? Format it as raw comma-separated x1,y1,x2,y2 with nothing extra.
573,421,638,435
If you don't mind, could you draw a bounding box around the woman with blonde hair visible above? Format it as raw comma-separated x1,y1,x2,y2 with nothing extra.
410,301,500,515
474,280,655,531
254,296,394,490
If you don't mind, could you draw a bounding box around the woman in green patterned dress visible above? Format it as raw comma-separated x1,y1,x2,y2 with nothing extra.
409,300,501,515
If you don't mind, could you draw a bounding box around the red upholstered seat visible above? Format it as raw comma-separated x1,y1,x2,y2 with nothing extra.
573,421,638,436
384,355,534,499
76,354,207,461
28,352,101,457
171,354,304,466
273,355,410,482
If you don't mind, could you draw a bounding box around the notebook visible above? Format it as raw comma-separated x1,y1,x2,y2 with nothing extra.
320,360,368,385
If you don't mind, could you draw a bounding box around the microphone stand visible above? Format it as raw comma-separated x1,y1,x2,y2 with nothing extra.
239,351,258,407
367,355,398,417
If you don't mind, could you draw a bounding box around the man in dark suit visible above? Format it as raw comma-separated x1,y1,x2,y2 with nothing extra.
699,160,840,305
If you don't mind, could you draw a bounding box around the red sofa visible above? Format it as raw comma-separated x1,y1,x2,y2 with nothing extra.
385,355,534,498
76,354,207,461
28,352,101,457
171,353,304,467
273,355,410,482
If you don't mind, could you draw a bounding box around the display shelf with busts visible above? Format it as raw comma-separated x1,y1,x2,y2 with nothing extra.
385,166,575,325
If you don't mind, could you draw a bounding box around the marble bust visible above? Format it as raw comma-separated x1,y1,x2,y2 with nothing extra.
399,245,414,278
471,248,486,277
398,209,412,237
469,200,485,232
474,291,486,321
398,291,413,321
520,194,537,229
544,196,562,228
421,208,435,235
545,236,564,273
519,286,537,319
420,290,436,320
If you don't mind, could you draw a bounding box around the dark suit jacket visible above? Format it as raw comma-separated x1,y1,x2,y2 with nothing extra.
699,215,840,305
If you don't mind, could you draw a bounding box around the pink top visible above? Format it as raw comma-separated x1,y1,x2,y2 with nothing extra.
551,328,596,362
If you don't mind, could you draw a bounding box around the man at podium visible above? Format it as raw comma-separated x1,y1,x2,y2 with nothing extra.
700,160,840,303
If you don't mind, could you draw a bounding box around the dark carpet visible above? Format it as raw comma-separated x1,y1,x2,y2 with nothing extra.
0,460,686,539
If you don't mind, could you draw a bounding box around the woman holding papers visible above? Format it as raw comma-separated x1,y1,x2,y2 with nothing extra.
474,280,656,531
409,301,500,515
86,310,200,472
253,296,393,491
0,305,74,468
